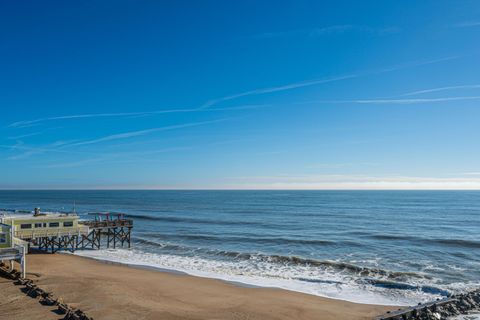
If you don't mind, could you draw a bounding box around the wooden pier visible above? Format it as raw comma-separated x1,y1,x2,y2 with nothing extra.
77,213,133,251
1,209,133,254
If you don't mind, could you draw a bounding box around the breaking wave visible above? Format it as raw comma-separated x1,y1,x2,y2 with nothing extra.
100,236,467,306
74,245,466,306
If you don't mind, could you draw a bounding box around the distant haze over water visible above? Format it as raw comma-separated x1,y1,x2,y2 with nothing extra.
1,190,479,305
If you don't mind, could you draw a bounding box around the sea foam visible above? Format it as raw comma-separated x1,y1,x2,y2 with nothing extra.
73,248,457,306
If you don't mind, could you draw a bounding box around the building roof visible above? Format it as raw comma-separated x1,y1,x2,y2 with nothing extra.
0,212,79,221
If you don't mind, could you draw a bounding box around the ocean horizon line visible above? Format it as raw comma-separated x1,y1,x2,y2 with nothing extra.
1,188,480,191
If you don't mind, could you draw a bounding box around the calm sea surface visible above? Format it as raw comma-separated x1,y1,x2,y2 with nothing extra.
0,190,479,305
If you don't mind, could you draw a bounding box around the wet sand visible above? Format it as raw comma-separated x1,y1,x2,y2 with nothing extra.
0,253,395,320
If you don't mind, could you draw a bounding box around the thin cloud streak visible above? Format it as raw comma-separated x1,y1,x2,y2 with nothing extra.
403,84,480,96
306,162,379,169
212,104,272,111
2,119,232,160
7,105,264,129
35,142,242,169
1,142,79,160
252,25,400,39
68,118,230,147
454,21,480,28
7,55,464,131
9,111,145,128
230,173,480,182
8,55,463,127
25,146,195,170
201,55,462,109
302,96,480,105
200,75,359,109
7,131,45,140
225,174,480,190
372,55,460,74
344,96,480,104
8,109,200,128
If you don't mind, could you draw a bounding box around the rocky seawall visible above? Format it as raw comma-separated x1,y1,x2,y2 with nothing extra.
376,290,480,320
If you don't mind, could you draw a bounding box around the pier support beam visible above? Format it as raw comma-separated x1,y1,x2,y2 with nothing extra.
26,217,133,253
105,226,131,249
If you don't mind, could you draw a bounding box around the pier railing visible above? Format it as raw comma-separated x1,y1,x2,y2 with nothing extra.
77,215,133,250
14,225,90,240
79,218,133,229
3,210,133,253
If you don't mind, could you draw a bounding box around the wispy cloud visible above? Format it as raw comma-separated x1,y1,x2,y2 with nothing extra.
403,84,480,96
252,25,400,39
7,109,200,129
301,96,480,105
7,131,45,140
9,112,141,128
8,54,463,129
7,54,464,134
306,162,379,169
201,55,462,109
2,119,229,160
29,145,196,169
371,55,461,74
213,104,271,111
225,174,480,190
349,96,480,104
4,173,480,190
7,149,41,160
34,142,240,169
201,75,359,109
454,21,480,28
67,118,230,147
462,172,480,176
1,141,77,160
7,105,264,129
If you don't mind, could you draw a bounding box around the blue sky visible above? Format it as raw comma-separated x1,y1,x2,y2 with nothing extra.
1,0,480,189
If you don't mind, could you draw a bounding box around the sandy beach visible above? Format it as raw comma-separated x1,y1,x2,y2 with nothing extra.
0,253,394,320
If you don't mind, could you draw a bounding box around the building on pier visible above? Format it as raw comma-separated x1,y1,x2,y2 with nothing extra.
0,209,88,241
0,208,133,255
0,207,133,278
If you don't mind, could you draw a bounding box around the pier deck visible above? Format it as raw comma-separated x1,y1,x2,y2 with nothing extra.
77,213,133,250
32,216,133,252
1,209,133,254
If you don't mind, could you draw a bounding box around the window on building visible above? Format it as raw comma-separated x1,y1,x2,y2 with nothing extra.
49,222,60,228
35,223,43,228
20,224,32,229
0,233,6,244
63,221,74,227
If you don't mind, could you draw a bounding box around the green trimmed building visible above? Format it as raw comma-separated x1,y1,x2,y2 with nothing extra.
1,213,85,240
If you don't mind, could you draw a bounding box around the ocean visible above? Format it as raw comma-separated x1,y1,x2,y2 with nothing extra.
0,190,479,306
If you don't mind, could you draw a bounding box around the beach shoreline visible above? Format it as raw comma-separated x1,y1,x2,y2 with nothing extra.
0,253,395,320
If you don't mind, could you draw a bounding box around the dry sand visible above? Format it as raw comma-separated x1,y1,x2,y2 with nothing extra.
0,253,395,320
